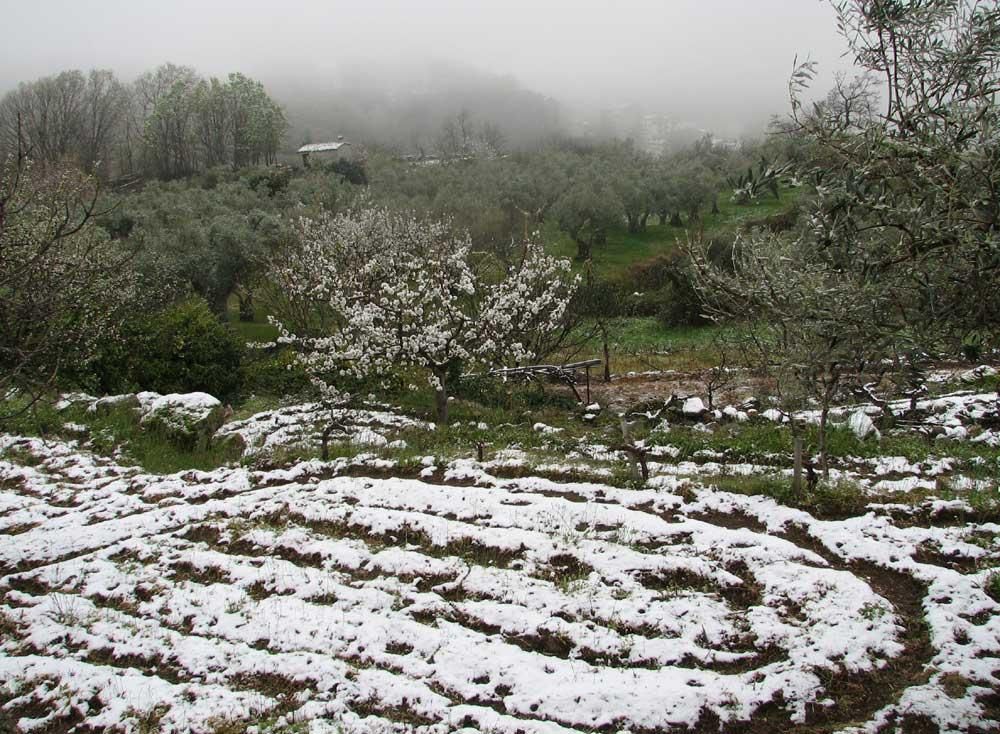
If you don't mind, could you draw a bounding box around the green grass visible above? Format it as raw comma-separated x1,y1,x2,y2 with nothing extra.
648,420,1000,475
708,473,871,519
85,405,244,474
545,220,683,274
565,317,743,372
545,187,803,279
1,397,243,475
226,294,279,344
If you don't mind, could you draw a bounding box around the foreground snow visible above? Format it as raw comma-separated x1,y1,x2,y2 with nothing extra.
0,435,998,733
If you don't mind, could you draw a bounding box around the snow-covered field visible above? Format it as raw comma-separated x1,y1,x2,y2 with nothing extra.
1,425,998,733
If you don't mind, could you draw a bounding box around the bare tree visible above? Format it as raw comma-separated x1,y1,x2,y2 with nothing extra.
0,70,129,178
0,145,140,420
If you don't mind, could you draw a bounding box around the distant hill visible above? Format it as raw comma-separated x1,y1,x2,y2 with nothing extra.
268,61,564,154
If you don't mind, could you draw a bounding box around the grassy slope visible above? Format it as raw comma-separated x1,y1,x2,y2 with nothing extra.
546,187,802,279
226,294,279,344
546,187,802,368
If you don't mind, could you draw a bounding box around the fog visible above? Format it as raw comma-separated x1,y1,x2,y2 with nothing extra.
1,0,856,144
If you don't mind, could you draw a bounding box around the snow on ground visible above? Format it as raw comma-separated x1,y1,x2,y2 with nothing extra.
1,434,997,733
214,402,432,458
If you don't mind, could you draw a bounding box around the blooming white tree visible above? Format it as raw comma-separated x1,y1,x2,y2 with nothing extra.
272,207,577,423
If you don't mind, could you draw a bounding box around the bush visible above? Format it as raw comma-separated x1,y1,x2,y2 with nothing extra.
241,347,311,396
576,279,634,318
325,158,368,186
622,253,711,328
243,165,292,196
657,276,711,327
740,202,800,234
90,297,244,399
451,374,577,412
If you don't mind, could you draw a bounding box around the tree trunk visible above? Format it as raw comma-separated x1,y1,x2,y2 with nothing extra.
433,370,449,425
575,237,592,261
670,212,683,227
711,196,720,215
620,416,642,481
792,432,803,495
818,406,830,480
237,291,254,322
601,325,611,382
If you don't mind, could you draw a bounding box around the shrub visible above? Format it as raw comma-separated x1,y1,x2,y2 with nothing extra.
986,571,1000,603
451,374,575,412
243,165,292,196
326,158,368,186
622,252,717,327
576,278,634,318
241,347,311,397
91,297,244,399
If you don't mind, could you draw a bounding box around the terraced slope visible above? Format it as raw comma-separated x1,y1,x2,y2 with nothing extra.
1,435,998,733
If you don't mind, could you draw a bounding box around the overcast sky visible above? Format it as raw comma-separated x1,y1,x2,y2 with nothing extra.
0,0,856,135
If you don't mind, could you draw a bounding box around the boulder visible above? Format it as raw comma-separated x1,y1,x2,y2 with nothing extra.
140,392,226,445
682,397,707,418
88,393,141,416
960,365,997,383
722,405,749,423
761,408,786,423
55,392,97,412
847,410,881,441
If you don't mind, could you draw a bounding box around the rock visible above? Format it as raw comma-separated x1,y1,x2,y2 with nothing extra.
140,392,225,445
88,394,141,416
721,405,749,423
352,428,388,447
960,365,997,383
583,413,597,422
136,391,163,412
847,410,881,441
761,409,785,423
533,422,563,435
585,402,601,413
930,399,952,415
682,397,707,418
943,425,968,440
55,392,97,412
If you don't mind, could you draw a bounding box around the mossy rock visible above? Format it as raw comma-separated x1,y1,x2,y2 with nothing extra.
140,392,227,447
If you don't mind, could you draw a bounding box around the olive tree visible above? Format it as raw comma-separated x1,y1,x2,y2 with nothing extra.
791,0,1000,346
687,231,891,478
686,0,1000,481
550,156,622,261
271,207,578,423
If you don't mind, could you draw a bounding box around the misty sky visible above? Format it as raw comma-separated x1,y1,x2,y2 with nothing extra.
0,0,856,136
